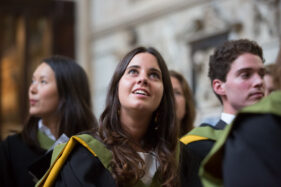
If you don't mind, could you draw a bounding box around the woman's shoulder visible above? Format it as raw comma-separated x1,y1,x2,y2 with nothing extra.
36,133,115,186
0,133,24,147
71,134,112,166
43,142,116,187
51,133,112,168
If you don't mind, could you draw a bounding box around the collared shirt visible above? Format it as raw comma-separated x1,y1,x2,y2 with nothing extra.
38,119,56,141
221,112,235,125
138,152,159,185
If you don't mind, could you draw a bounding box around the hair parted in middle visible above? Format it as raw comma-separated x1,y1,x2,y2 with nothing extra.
99,46,179,187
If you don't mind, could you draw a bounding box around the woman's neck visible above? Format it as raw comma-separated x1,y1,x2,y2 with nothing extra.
120,109,152,147
41,115,59,138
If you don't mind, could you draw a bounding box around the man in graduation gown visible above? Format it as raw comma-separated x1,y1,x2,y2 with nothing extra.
200,49,281,187
180,39,266,186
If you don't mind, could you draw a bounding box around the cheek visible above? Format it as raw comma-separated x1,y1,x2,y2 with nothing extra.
175,96,186,119
177,97,186,112
118,79,131,106
227,80,249,92
156,85,164,100
118,78,132,93
118,79,126,99
175,96,181,107
180,97,186,110
237,81,252,91
42,88,59,106
153,84,164,108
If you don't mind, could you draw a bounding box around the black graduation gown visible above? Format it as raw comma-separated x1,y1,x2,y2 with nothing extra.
200,91,281,187
180,120,227,187
0,133,52,187
36,134,162,187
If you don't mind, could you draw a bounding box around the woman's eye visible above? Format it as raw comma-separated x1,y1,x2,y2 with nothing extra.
128,69,138,75
30,79,36,85
149,72,160,79
40,80,47,84
174,90,182,96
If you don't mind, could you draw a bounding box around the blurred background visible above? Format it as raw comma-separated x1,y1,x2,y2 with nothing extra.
0,0,280,140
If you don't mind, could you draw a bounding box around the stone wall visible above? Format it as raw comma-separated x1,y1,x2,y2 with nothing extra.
89,0,281,125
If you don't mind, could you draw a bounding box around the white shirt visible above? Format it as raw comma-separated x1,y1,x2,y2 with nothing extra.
38,119,56,141
138,152,159,185
221,112,235,125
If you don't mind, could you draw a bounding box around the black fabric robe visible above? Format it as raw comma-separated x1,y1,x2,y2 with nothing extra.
0,134,45,187
180,120,227,187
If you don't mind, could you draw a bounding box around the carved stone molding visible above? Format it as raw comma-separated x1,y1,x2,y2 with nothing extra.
90,0,210,40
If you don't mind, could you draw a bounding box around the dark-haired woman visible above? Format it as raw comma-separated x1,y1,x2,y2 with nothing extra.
170,70,196,136
0,55,98,187
37,47,179,187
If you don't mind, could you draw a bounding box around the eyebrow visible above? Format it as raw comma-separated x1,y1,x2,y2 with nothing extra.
236,67,265,75
236,68,252,75
127,65,140,70
32,75,49,80
127,65,162,74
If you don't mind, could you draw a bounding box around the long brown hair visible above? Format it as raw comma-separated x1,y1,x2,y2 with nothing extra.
170,70,196,136
22,55,98,152
99,47,179,186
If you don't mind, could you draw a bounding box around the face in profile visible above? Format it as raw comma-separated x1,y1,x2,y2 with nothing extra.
219,53,265,113
29,63,59,118
118,52,164,114
171,76,186,122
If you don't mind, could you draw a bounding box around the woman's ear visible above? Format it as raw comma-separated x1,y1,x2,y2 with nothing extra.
212,79,225,96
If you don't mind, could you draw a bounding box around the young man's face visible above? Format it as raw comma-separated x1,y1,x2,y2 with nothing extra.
215,53,265,114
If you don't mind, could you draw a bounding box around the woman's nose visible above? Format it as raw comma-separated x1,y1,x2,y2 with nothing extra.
29,82,38,94
137,75,148,85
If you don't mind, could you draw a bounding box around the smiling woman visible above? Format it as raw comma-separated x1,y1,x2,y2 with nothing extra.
0,55,98,187
118,53,163,118
36,47,179,187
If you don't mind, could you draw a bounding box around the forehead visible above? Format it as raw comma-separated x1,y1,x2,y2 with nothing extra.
229,53,264,73
171,76,180,84
171,76,182,87
128,52,160,69
33,62,55,77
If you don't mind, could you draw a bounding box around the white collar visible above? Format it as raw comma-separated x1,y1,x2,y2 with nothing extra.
221,113,235,125
38,119,56,141
138,152,159,185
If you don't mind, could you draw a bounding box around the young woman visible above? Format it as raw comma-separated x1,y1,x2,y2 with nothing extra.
170,70,196,136
37,47,179,187
0,55,98,187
